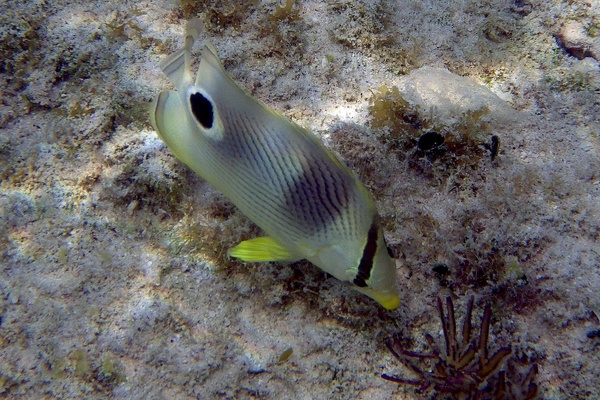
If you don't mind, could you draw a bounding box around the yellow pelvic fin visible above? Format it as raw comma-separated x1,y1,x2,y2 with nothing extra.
228,237,302,262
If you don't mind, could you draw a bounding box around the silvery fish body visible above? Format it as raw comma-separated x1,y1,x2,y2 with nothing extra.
150,23,400,309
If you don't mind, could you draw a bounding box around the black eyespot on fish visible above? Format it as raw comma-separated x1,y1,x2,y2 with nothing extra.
190,92,214,129
417,131,444,151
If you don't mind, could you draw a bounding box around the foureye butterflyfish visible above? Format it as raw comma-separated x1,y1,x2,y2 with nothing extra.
150,20,400,310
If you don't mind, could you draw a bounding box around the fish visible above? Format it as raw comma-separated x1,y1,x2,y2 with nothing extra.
149,20,400,310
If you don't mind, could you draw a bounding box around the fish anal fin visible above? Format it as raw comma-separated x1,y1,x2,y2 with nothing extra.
229,237,302,262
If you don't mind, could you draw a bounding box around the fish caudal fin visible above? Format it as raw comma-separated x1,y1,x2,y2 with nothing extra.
185,18,204,47
161,18,205,89
229,237,302,262
160,30,196,88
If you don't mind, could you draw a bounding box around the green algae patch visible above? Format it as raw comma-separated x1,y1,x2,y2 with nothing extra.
73,349,91,377
97,359,126,386
278,347,294,363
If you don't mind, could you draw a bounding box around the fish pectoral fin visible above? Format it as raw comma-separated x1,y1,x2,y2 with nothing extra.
228,237,302,262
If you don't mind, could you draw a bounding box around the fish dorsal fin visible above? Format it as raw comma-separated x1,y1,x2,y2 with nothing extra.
228,237,303,262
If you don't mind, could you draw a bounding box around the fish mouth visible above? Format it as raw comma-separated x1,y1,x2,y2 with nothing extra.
356,286,400,310
375,293,401,310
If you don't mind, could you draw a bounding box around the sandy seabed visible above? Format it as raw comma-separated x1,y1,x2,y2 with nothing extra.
1,0,599,399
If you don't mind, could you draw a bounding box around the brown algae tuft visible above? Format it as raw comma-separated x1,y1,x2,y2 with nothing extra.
180,0,260,33
268,0,300,22
382,296,538,398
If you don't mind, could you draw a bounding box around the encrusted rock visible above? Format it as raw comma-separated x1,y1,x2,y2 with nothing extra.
555,21,600,61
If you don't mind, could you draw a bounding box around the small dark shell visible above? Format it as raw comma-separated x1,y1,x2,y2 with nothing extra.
586,329,600,339
490,135,500,160
432,263,449,275
418,131,444,151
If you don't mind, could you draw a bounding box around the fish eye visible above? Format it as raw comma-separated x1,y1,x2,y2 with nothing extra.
190,92,214,129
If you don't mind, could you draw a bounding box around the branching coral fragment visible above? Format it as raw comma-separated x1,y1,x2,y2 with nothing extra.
382,296,538,399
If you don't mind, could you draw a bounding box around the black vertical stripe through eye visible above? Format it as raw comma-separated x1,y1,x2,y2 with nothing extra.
190,92,214,129
353,223,378,287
